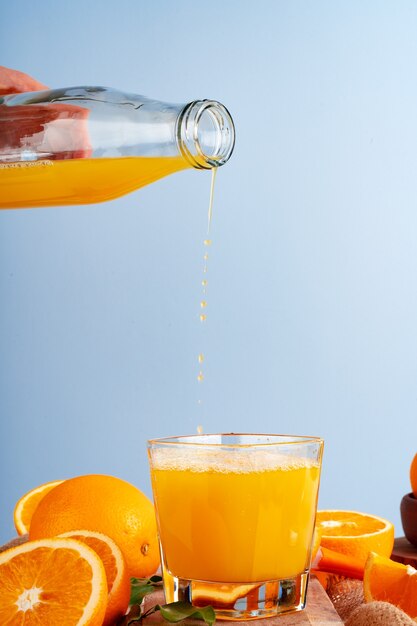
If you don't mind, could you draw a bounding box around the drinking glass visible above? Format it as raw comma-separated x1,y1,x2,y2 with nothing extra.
148,433,323,620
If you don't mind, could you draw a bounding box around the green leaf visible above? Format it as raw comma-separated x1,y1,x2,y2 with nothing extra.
129,584,155,605
130,576,163,605
120,577,216,626
157,601,216,626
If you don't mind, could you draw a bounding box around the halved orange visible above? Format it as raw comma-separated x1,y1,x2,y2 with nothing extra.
0,537,107,625
316,510,394,567
13,479,64,535
364,551,417,620
59,530,130,626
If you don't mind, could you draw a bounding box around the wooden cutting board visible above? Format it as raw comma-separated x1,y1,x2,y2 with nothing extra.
142,578,344,625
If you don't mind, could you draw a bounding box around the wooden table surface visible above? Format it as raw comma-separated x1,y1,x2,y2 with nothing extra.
142,578,344,626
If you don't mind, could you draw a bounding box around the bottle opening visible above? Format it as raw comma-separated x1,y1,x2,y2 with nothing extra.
178,100,235,169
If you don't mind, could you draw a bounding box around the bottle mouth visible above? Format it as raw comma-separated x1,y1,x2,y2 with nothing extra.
177,100,235,169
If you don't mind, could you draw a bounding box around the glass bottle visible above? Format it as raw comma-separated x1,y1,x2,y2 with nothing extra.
0,86,235,209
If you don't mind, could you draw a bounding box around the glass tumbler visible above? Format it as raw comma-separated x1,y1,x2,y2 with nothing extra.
148,433,323,620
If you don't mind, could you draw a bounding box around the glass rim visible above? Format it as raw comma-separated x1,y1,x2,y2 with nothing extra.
147,432,323,448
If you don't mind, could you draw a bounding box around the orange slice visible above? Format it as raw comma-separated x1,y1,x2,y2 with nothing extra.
59,530,130,626
364,552,417,620
316,510,394,567
192,582,261,609
0,537,107,625
13,479,64,535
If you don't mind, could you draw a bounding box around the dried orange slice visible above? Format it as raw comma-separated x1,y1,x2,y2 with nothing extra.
316,510,394,567
364,552,417,620
0,537,107,625
59,530,130,626
13,479,64,535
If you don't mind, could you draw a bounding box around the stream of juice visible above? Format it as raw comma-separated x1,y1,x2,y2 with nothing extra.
196,169,217,405
0,156,188,209
150,449,320,583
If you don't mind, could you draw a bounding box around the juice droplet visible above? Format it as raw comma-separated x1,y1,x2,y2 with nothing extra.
203,253,209,261
200,314,207,322
198,353,204,364
200,300,207,309
204,239,212,246
197,372,204,382
202,279,208,287
197,424,204,434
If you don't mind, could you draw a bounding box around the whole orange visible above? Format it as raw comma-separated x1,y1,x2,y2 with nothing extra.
410,453,417,497
29,474,159,578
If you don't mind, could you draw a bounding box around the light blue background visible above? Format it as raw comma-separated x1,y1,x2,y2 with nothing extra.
1,1,416,545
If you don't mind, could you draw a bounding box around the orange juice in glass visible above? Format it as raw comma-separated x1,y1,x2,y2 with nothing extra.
148,433,323,620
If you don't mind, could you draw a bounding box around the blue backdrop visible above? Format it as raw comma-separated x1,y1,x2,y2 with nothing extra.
1,0,416,543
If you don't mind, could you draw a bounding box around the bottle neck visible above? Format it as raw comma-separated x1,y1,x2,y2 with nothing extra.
0,89,235,167
177,100,235,170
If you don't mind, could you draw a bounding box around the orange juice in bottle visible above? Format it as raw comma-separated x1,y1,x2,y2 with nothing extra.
0,156,188,208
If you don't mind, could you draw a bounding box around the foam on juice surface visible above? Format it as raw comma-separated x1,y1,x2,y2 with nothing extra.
150,446,319,474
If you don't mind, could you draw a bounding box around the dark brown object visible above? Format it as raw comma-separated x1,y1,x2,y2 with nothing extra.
391,536,417,568
400,493,417,548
